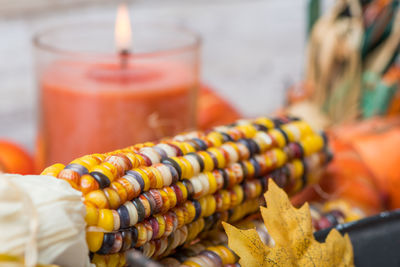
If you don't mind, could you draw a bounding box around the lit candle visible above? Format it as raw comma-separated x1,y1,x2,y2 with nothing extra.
34,4,200,169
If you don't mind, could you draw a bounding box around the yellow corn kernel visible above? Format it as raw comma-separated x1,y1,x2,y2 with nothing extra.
87,232,104,252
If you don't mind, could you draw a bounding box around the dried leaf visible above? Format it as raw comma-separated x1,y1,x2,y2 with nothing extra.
223,179,354,267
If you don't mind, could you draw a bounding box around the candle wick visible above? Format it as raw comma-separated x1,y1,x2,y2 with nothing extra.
119,49,130,69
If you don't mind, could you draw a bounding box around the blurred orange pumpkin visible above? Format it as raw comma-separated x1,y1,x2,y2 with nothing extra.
291,137,383,215
321,137,384,214
0,140,34,175
292,117,400,214
297,117,400,214
330,117,400,210
198,85,241,130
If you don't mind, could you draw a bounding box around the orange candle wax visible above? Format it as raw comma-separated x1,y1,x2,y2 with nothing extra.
38,59,198,167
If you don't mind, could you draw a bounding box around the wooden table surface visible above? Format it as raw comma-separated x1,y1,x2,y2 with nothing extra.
0,0,333,150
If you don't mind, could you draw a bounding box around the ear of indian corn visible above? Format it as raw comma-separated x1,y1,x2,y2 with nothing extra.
41,116,331,266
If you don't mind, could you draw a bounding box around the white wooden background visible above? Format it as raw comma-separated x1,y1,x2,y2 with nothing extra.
0,0,333,151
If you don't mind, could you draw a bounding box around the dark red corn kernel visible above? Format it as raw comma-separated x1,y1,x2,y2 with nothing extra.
295,143,304,158
324,213,339,226
301,160,308,189
317,217,332,230
166,143,183,156
148,218,159,240
297,142,305,158
139,152,153,166
290,143,302,158
171,184,184,205
312,217,320,231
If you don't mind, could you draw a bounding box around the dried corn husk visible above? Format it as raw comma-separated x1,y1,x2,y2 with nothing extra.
0,174,90,267
307,0,363,123
306,0,400,124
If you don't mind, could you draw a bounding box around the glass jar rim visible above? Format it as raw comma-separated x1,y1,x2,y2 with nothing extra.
32,21,201,58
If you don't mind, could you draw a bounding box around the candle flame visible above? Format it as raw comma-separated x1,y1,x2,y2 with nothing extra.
115,3,132,52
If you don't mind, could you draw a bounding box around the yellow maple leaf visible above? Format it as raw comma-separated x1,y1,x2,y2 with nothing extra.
223,179,354,267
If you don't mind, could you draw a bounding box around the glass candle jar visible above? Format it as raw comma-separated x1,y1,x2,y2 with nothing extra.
33,22,200,170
